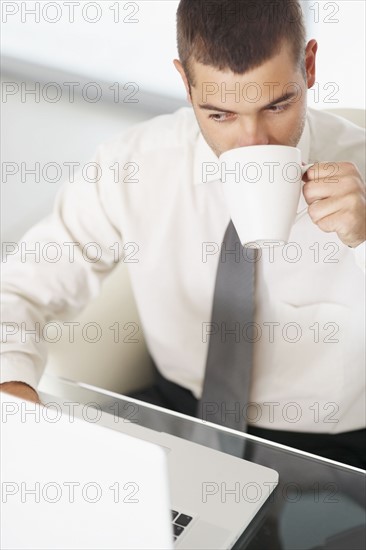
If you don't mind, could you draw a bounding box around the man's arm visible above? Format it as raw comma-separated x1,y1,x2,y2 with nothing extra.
304,109,366,263
1,143,125,389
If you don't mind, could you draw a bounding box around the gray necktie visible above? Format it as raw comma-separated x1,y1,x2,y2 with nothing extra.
198,220,257,432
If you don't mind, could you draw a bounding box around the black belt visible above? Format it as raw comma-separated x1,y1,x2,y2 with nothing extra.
150,360,366,469
152,360,198,417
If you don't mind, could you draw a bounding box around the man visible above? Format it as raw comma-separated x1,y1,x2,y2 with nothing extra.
1,0,365,467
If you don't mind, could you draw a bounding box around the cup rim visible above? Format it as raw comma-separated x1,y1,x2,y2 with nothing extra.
219,144,301,161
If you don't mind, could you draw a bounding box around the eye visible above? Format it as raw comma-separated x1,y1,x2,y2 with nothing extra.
208,113,235,123
267,103,291,114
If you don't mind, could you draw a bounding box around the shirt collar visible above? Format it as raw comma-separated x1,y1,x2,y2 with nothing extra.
193,114,311,186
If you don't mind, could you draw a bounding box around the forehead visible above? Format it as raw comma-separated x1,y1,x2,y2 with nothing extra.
191,44,301,107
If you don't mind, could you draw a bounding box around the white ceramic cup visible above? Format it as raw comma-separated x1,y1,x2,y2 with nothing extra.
219,145,313,247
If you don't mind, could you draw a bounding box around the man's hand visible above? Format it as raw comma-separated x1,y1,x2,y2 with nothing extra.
0,381,41,404
303,162,366,248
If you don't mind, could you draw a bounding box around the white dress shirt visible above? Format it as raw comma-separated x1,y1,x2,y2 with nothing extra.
1,107,365,433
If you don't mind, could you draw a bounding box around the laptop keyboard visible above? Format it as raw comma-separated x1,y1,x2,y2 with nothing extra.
171,509,193,543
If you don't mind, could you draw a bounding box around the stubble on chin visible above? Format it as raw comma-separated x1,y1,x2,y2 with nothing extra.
292,107,307,148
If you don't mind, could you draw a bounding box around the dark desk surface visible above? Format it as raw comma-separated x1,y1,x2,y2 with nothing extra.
39,375,366,550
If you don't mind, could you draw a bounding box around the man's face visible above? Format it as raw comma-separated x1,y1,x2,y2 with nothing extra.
176,42,315,157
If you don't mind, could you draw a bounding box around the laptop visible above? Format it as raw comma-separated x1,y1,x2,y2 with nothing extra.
0,394,278,549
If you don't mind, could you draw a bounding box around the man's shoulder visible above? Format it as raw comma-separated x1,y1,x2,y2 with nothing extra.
307,107,365,176
100,107,199,158
307,107,365,133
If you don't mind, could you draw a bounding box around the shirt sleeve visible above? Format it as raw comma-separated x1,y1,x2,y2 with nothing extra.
352,241,366,272
1,144,125,387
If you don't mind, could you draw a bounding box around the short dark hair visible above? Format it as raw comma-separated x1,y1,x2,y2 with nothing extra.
177,0,306,85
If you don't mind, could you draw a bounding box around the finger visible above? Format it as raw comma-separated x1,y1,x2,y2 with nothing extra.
311,210,343,234
304,172,364,205
304,162,343,183
314,210,361,247
303,179,336,204
307,196,343,224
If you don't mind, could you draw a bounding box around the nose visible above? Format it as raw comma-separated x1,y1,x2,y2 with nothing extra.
235,117,269,148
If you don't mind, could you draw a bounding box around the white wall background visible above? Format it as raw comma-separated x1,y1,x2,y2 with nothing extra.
1,1,183,99
304,0,365,109
1,76,159,242
1,1,365,106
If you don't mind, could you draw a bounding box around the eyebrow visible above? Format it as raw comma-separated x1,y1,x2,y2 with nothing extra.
198,91,298,114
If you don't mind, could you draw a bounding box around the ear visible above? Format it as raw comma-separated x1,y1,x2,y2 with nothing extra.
173,59,192,104
304,39,318,88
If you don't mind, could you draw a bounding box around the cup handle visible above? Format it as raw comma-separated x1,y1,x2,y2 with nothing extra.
294,163,314,223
